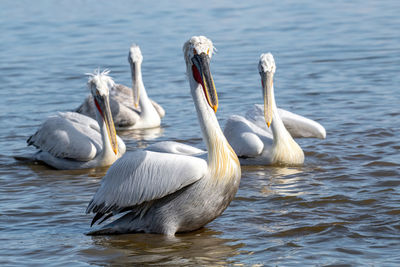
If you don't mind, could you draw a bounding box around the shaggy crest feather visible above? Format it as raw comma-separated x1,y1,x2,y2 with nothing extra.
86,69,115,95
183,36,216,67
129,44,143,63
258,53,276,73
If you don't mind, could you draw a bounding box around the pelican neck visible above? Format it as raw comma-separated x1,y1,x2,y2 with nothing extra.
93,99,116,163
131,61,155,115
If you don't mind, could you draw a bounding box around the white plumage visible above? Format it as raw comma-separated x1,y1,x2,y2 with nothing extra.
76,44,164,130
87,150,207,210
145,141,206,156
145,105,326,158
86,36,241,236
245,105,326,139
224,53,325,166
28,70,126,169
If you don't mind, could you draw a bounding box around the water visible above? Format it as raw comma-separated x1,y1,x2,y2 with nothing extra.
1,0,400,265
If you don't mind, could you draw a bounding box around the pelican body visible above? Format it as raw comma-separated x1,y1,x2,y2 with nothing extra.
27,71,126,170
86,36,241,235
224,53,324,166
146,104,325,158
76,45,164,130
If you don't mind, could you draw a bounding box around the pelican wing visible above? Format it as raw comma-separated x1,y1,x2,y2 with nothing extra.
224,115,265,157
76,93,140,128
75,95,96,118
246,104,326,139
109,97,140,128
145,141,206,156
28,112,102,161
150,99,165,118
277,108,326,139
86,150,208,214
112,84,165,118
110,84,132,107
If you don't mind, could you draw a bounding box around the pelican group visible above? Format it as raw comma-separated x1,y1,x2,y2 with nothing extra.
27,70,126,170
86,36,241,235
224,53,325,166
76,44,164,130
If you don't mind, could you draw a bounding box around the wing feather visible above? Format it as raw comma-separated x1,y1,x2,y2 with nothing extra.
112,84,165,118
145,141,205,156
246,104,326,139
224,115,264,157
28,112,101,161
86,150,207,214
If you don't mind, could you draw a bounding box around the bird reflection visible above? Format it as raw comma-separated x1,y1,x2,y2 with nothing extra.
117,127,164,142
84,228,244,266
241,165,305,197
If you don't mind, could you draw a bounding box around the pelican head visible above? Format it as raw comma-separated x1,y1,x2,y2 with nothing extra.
258,53,276,127
183,36,218,113
87,70,118,155
128,44,143,108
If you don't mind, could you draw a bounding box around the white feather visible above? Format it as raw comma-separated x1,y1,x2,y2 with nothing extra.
76,45,164,129
87,150,207,213
246,104,326,139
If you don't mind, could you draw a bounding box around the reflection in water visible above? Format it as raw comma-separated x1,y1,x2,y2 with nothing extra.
81,228,244,265
117,127,164,143
242,165,305,197
18,157,110,178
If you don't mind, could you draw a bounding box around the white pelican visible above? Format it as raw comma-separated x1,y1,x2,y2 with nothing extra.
76,44,164,130
224,53,324,166
86,36,241,236
27,70,126,170
144,70,325,159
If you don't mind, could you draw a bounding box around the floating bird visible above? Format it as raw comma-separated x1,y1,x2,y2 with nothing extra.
76,45,164,130
27,70,126,170
144,64,325,159
224,53,324,166
144,102,326,157
86,36,241,236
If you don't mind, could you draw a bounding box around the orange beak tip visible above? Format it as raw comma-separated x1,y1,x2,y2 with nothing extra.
267,122,271,127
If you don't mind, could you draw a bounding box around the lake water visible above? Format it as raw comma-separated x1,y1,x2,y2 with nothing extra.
1,0,399,265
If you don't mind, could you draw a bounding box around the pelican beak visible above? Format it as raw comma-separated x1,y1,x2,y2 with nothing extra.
261,71,273,127
130,61,140,109
192,53,218,113
94,95,119,155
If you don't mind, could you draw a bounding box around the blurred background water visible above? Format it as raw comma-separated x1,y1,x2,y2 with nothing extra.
0,0,399,265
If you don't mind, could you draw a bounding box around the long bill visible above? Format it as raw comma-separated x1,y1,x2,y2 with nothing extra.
94,95,119,155
261,71,273,127
130,61,140,108
191,53,218,112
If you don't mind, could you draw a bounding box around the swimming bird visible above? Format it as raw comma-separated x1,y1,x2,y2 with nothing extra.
27,70,126,170
224,53,320,166
144,58,325,159
76,44,164,130
86,36,241,235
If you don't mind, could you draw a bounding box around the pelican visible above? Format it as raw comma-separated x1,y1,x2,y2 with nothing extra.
224,53,324,166
27,70,126,170
86,36,241,235
144,64,325,159
76,44,164,130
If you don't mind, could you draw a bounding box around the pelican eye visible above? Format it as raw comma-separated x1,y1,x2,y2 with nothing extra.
193,48,197,55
